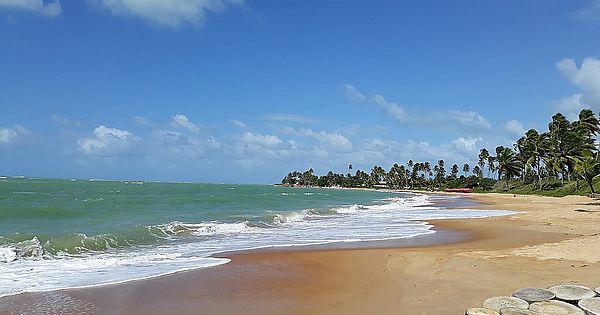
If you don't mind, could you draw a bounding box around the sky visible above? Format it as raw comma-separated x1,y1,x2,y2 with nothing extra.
1,0,600,184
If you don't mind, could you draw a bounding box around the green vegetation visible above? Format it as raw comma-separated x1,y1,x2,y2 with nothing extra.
282,109,600,197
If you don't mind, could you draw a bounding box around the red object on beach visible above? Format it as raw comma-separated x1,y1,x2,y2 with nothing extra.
444,188,472,193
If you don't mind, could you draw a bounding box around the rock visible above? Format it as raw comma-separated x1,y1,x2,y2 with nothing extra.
499,307,543,315
466,307,500,315
579,297,600,315
482,296,529,312
513,287,555,303
548,285,597,302
530,300,585,315
596,287,600,295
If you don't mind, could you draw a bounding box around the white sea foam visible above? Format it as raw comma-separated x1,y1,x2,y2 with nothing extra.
156,221,256,236
332,204,366,214
0,193,514,298
272,209,314,224
0,246,17,263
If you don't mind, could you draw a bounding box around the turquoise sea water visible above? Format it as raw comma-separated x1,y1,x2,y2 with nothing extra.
0,177,511,297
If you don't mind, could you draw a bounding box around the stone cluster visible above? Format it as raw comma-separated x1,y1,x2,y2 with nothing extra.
465,285,600,315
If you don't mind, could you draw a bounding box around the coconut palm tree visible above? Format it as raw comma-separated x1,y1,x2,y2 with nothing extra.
487,155,497,179
478,148,489,177
463,163,470,176
434,160,445,187
496,146,522,190
472,165,482,178
523,129,550,190
573,154,600,193
451,164,459,180
578,109,600,138
423,161,431,181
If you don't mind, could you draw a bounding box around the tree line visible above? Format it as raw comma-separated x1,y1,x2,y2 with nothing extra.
281,109,600,194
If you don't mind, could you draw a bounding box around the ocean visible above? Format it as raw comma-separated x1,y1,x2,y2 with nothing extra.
0,177,511,297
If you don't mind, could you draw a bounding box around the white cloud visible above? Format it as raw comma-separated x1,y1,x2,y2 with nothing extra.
240,131,282,147
343,85,489,132
299,129,353,152
0,128,17,143
504,120,526,139
152,129,219,158
279,127,353,152
78,125,140,156
0,0,61,16
555,93,585,112
231,132,290,166
262,113,318,123
170,114,200,133
0,124,28,144
556,58,600,106
342,84,406,122
94,0,243,27
552,93,585,121
51,114,82,127
343,84,366,102
372,94,407,122
442,110,492,130
451,136,484,153
572,0,600,22
227,119,248,129
133,115,150,125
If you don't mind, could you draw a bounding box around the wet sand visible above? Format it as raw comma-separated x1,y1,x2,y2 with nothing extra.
2,193,600,315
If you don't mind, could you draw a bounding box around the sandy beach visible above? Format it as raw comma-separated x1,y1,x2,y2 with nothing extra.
2,192,600,315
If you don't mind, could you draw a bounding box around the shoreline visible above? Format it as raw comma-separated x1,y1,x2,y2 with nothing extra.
3,192,600,314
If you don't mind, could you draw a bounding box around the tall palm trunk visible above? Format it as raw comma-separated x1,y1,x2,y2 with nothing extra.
537,163,542,191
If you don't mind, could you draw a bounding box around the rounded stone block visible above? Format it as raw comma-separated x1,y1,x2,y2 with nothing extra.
548,285,596,302
466,307,500,315
513,287,555,303
499,307,542,315
579,297,600,315
482,296,529,312
530,300,585,315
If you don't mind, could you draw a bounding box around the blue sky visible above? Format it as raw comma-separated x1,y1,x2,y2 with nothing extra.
1,0,600,184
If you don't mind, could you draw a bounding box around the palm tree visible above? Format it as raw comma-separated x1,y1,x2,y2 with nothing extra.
496,146,522,190
578,109,600,139
478,148,489,177
371,165,386,185
423,161,431,181
434,160,445,187
523,129,550,190
451,164,459,180
573,154,600,193
548,113,575,183
487,155,497,179
462,163,470,176
472,165,482,178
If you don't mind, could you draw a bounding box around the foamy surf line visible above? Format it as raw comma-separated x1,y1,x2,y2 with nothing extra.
0,192,514,298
